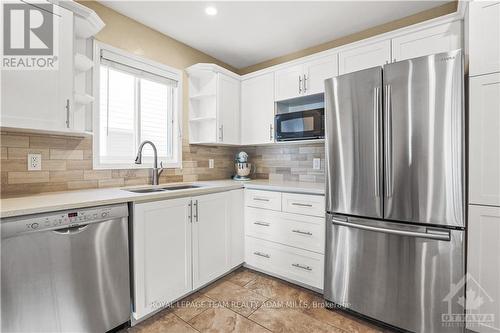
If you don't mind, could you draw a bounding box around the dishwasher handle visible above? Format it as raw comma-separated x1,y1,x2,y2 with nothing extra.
52,224,90,235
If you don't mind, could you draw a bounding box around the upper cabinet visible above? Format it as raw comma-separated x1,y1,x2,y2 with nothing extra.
469,1,500,76
275,55,338,101
391,20,462,62
338,39,391,75
187,64,241,145
241,73,275,145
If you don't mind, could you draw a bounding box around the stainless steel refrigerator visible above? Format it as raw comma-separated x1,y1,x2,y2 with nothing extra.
324,50,465,333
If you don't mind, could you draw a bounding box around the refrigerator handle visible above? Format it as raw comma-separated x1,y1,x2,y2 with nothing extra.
384,84,393,198
374,87,381,197
330,217,451,241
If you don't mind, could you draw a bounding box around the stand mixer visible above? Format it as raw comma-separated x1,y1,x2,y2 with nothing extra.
233,151,252,181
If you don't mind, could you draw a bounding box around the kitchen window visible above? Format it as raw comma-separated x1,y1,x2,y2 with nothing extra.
93,43,182,169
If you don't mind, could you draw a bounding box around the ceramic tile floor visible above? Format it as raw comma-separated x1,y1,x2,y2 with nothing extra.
126,267,394,333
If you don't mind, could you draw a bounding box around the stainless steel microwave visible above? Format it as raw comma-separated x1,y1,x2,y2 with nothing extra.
274,108,324,141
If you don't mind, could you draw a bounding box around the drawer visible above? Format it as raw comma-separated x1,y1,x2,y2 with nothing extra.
282,193,325,217
245,207,325,254
245,236,324,290
245,189,281,211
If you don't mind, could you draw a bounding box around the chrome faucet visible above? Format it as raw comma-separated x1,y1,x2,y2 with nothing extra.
135,140,164,185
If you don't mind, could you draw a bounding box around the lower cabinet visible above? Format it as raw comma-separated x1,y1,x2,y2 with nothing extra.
132,190,244,321
467,204,500,333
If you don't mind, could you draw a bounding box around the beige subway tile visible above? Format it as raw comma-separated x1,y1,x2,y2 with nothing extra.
66,138,92,150
1,147,7,159
42,160,66,171
84,170,112,180
1,160,27,172
66,160,92,170
7,148,49,159
50,170,83,182
83,150,92,159
98,178,124,188
182,174,198,182
124,178,150,186
8,171,49,184
1,134,29,147
50,149,83,160
29,136,67,149
67,180,98,190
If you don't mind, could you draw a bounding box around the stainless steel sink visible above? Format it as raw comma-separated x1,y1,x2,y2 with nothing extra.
125,188,168,193
162,185,202,191
123,184,204,193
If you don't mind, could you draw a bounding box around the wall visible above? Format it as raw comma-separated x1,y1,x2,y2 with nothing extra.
238,1,457,74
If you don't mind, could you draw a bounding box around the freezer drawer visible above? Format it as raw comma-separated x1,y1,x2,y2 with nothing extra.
324,214,465,333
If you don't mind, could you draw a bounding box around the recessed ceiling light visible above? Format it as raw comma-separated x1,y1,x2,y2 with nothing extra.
205,6,217,16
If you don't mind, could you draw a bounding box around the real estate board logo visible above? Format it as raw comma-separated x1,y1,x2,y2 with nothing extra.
2,0,59,69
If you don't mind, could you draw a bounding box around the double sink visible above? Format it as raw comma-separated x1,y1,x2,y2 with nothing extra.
123,184,203,193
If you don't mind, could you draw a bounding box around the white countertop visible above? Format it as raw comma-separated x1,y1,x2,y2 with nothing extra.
0,180,324,219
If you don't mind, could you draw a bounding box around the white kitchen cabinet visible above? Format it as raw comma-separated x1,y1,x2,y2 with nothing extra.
217,74,240,144
229,189,245,268
132,197,193,320
187,64,241,145
391,21,462,62
241,73,275,144
338,39,391,75
469,1,500,76
469,73,500,207
467,205,500,333
275,55,337,101
1,7,74,133
192,192,230,289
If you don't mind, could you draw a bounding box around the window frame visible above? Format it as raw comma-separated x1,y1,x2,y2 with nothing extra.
92,42,183,170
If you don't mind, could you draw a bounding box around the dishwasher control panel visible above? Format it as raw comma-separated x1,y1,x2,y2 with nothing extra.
1,204,128,238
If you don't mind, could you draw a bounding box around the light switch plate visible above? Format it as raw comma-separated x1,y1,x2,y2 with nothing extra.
28,153,42,171
208,159,214,169
313,158,321,170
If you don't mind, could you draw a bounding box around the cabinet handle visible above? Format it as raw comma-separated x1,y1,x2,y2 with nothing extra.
303,74,307,93
254,221,270,227
298,75,302,94
292,263,312,271
219,125,224,142
188,201,193,223
254,251,270,258
269,124,273,141
65,99,70,128
253,197,270,202
291,202,313,207
292,229,312,236
193,200,199,222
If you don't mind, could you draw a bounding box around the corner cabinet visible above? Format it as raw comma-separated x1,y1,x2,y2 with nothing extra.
274,55,338,101
187,64,240,145
241,73,275,145
131,190,244,321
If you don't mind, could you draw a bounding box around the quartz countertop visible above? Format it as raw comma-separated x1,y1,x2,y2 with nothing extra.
0,179,325,219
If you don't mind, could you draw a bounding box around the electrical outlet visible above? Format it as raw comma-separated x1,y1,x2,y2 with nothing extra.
28,154,42,171
313,158,321,170
208,159,214,169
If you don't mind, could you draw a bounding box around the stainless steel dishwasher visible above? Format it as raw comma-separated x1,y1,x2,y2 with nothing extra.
1,203,130,333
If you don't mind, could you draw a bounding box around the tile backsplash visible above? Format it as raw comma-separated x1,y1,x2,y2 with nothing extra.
0,130,325,197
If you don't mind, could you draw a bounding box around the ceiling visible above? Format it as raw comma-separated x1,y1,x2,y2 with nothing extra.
99,1,450,69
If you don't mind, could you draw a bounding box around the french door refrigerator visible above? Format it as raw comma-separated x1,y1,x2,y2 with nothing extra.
324,50,465,333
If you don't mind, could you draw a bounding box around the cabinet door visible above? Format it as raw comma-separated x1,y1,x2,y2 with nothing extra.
304,55,338,96
192,192,229,289
391,21,462,62
229,189,244,268
469,2,500,76
241,73,275,144
469,73,500,207
467,205,500,333
132,198,192,320
275,64,304,101
217,73,240,144
338,39,390,75
1,6,73,132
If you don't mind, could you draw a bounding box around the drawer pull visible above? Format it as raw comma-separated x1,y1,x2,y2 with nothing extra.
254,197,270,202
291,202,313,207
292,229,312,236
254,221,270,227
292,263,312,271
253,251,270,258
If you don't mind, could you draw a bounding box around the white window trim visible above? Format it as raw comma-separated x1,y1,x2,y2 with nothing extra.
92,41,183,170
